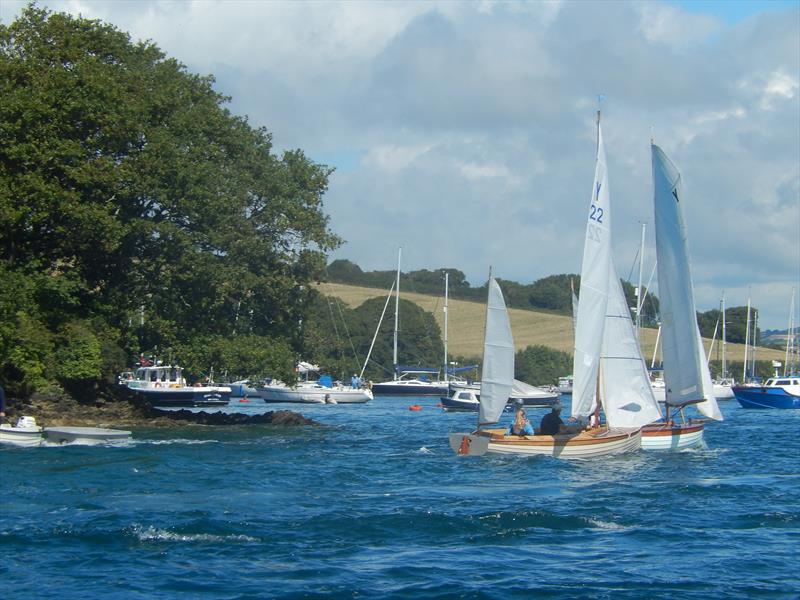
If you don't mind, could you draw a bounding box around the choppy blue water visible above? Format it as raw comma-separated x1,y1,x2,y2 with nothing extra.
1,396,799,599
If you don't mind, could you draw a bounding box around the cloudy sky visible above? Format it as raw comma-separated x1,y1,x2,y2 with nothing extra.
3,0,799,330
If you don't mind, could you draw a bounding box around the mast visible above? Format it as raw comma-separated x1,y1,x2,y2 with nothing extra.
443,272,449,383
721,292,727,379
743,294,751,382
752,308,758,379
478,267,492,430
393,248,401,380
785,288,795,377
636,222,646,337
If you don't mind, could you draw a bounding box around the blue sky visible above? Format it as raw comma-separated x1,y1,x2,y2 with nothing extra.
2,1,799,330
672,0,799,22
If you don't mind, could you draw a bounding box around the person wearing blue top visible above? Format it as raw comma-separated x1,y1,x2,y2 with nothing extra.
507,406,534,436
351,374,360,389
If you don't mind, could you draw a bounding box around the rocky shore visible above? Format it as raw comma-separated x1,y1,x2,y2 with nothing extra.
3,393,317,428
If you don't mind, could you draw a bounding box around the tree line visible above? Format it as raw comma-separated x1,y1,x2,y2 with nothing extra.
326,259,762,344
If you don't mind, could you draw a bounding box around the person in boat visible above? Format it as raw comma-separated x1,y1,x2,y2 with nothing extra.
507,406,534,436
351,374,361,389
539,401,581,435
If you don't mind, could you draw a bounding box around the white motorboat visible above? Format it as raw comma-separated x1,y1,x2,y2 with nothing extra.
447,379,558,407
43,426,132,445
0,416,43,447
256,376,372,404
123,364,231,407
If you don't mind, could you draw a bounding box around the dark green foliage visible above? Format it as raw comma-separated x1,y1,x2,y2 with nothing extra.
527,274,578,312
515,345,572,387
302,294,444,382
697,306,759,345
0,6,340,397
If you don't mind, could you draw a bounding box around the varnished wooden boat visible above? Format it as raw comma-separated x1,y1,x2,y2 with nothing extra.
449,426,641,459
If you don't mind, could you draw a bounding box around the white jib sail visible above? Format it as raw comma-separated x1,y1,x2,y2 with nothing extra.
572,122,612,419
651,144,722,421
479,278,515,425
600,260,662,428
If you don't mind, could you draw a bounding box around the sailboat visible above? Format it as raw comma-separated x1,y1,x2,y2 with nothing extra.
449,114,659,458
708,293,735,399
371,249,451,396
641,144,723,449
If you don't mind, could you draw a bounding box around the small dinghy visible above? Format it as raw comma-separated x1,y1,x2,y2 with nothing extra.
0,416,44,447
44,426,132,445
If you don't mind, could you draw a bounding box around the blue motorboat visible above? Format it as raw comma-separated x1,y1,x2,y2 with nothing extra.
733,377,800,409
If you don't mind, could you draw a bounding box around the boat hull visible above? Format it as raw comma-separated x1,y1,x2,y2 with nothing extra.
44,427,132,445
641,422,704,450
130,386,231,407
733,386,800,409
0,425,43,447
449,427,641,459
257,385,372,404
371,381,448,396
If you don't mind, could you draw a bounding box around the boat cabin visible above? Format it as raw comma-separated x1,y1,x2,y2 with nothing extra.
128,365,188,389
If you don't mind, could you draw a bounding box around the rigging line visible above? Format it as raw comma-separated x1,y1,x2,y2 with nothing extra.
332,296,361,371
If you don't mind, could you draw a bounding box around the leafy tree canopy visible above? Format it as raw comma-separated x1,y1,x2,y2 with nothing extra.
0,5,340,397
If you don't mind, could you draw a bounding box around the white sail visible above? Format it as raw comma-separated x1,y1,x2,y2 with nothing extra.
601,263,662,427
479,277,515,425
651,144,722,421
572,122,612,419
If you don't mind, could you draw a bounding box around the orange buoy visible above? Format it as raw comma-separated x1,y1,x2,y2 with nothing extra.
409,404,422,411
239,398,249,403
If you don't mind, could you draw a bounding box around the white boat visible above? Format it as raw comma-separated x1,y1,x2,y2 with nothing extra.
641,143,723,450
43,426,132,445
450,115,659,458
446,379,558,407
124,364,231,407
256,379,373,404
0,416,43,447
556,375,573,394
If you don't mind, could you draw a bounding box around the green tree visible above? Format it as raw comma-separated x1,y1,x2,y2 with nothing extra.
515,345,572,387
0,5,340,397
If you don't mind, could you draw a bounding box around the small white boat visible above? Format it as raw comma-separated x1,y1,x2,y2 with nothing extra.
123,364,231,407
256,379,373,404
43,426,132,445
0,416,43,447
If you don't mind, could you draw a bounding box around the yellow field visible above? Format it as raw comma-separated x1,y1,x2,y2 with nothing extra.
318,282,785,363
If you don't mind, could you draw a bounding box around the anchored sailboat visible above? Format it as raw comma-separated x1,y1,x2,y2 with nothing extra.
641,144,723,449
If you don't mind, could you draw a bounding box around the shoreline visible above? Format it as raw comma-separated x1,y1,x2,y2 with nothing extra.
3,393,317,428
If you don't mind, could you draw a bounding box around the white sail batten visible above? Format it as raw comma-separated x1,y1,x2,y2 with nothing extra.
479,278,515,426
651,145,722,421
601,264,662,428
572,123,611,419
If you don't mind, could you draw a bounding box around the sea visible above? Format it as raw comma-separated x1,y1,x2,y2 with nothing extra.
1,395,798,599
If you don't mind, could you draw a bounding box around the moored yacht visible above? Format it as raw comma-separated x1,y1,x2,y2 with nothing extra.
733,377,800,409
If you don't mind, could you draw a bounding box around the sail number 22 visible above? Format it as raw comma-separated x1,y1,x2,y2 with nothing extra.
589,204,604,223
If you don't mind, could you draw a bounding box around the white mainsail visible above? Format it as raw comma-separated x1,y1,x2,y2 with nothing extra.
651,144,722,421
478,277,515,426
572,122,612,419
572,119,660,428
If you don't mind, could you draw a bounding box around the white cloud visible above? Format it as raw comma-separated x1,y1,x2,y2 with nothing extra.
2,0,799,329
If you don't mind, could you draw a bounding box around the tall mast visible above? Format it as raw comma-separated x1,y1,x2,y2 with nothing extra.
785,288,795,377
477,267,492,429
721,292,727,379
743,294,751,382
393,247,401,380
443,272,449,383
636,222,646,337
752,308,758,379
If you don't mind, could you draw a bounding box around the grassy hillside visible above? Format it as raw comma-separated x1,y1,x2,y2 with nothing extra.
318,282,785,364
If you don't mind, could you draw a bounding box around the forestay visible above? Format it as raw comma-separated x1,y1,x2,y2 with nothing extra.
651,144,722,421
478,278,515,425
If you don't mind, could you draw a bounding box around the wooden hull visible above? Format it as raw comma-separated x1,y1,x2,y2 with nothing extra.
641,422,704,450
449,427,641,458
